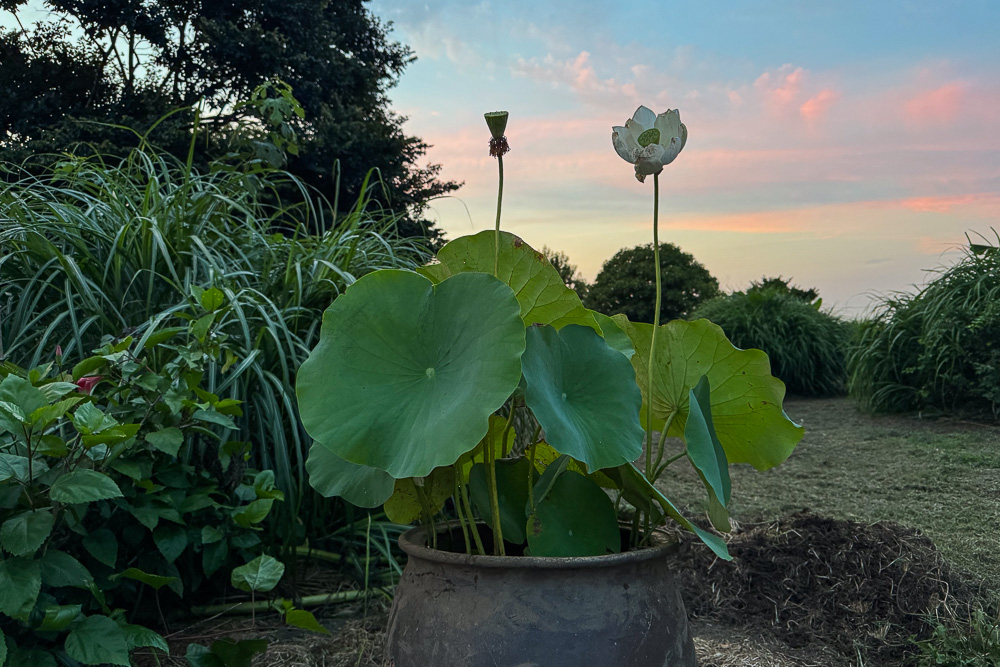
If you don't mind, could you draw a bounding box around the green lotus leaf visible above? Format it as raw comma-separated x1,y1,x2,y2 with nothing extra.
591,311,635,359
614,316,802,470
521,325,644,472
526,470,620,557
384,467,455,525
469,458,534,545
685,376,732,532
305,443,394,508
420,231,600,333
530,441,616,489
297,270,525,478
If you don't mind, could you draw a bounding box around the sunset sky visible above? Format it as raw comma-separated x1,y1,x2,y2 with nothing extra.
370,0,1000,315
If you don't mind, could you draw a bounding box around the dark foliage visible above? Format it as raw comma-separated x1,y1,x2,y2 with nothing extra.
585,243,720,324
0,0,457,241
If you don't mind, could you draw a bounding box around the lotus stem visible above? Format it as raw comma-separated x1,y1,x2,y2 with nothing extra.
494,154,504,277
484,432,506,555
645,172,662,482
458,475,486,555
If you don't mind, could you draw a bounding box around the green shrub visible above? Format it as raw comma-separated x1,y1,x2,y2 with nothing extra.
848,236,1000,417
0,140,428,542
690,285,850,396
0,310,281,664
585,243,720,323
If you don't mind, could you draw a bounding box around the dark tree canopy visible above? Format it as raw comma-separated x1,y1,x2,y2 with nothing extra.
0,0,457,240
585,243,720,324
540,246,589,299
748,276,820,304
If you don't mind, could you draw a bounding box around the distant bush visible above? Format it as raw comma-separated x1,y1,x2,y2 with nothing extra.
848,236,1000,417
585,243,720,323
691,280,850,396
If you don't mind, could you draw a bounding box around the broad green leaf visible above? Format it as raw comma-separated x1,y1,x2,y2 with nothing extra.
38,603,83,631
0,508,54,556
530,454,570,508
145,427,183,456
141,326,186,350
605,463,731,561
121,622,168,652
591,311,635,359
200,287,226,312
82,528,118,568
70,403,120,435
38,382,80,401
50,470,123,503
469,458,534,545
0,557,41,620
232,499,273,528
0,375,47,429
615,317,803,470
384,467,455,525
305,443,394,508
420,230,601,333
285,609,331,635
153,524,188,563
530,441,616,489
192,409,236,430
685,376,731,507
38,549,93,588
526,471,620,557
29,397,83,431
64,615,130,666
201,526,224,545
231,555,284,593
297,270,525,478
0,401,27,436
521,325,644,472
71,357,105,381
81,423,140,448
0,627,5,666
0,453,47,482
113,568,180,591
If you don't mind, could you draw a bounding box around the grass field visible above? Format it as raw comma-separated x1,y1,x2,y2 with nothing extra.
657,396,1000,583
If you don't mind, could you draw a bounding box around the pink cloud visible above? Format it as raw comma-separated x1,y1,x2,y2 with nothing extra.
903,82,966,125
894,193,1000,213
800,89,839,121
754,65,806,109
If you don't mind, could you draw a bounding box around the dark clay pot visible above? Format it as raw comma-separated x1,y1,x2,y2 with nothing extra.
385,523,698,667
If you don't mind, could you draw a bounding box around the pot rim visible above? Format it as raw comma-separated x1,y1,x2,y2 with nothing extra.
398,520,680,570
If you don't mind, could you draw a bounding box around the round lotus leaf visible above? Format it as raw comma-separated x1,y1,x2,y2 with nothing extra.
296,270,525,479
526,470,620,557
521,324,644,472
305,443,393,508
419,231,600,333
614,316,803,470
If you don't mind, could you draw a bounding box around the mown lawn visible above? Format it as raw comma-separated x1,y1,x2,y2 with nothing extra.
657,396,1000,583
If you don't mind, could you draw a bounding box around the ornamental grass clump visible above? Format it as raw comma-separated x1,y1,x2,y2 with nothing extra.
0,121,429,541
848,233,1000,417
297,107,804,561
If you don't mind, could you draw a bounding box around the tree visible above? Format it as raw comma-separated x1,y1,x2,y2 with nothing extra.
0,0,457,240
585,243,720,324
540,246,589,299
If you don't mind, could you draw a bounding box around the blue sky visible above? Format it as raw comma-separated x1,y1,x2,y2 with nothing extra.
370,0,1000,315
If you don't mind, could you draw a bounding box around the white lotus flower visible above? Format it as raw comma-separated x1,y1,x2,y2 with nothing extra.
612,106,688,182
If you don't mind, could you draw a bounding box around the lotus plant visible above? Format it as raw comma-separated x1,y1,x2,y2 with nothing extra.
296,108,803,560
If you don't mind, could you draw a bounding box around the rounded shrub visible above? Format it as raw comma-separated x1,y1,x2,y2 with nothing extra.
848,238,1000,417
691,283,850,396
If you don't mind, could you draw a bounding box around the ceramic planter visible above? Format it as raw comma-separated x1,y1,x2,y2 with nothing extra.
385,523,698,666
